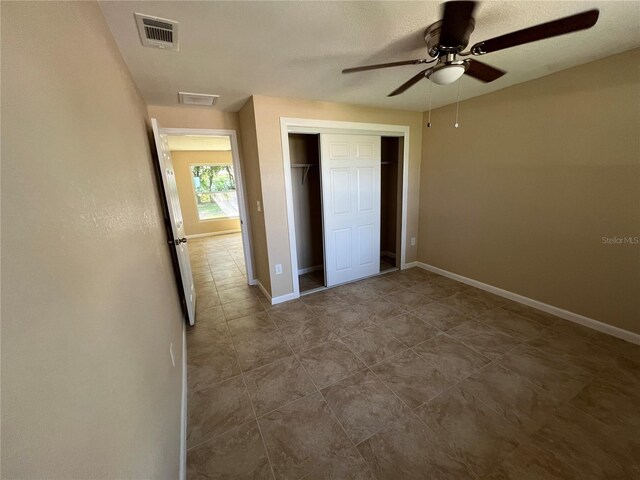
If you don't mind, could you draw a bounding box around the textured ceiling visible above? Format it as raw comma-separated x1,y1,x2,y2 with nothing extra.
166,135,231,151
99,1,640,112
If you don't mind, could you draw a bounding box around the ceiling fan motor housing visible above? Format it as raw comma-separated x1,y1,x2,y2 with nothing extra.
424,19,475,56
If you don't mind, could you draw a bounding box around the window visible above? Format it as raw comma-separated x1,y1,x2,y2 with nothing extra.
190,164,239,220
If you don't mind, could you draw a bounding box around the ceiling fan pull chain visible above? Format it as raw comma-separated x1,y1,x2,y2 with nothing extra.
454,76,463,128
427,81,433,128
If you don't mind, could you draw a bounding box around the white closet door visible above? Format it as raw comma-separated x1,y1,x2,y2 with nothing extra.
321,134,381,287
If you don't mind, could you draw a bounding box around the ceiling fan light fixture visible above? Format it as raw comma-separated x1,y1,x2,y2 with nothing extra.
428,64,466,85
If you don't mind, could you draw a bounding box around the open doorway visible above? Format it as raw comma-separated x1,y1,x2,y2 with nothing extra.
288,133,324,293
159,127,255,323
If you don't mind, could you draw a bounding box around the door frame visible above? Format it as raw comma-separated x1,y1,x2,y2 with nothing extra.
280,118,410,297
160,127,255,284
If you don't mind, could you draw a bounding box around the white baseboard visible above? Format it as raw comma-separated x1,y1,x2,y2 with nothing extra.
416,262,640,346
255,279,299,305
402,261,418,269
179,323,187,480
186,229,241,239
255,279,271,302
272,292,300,305
298,264,323,275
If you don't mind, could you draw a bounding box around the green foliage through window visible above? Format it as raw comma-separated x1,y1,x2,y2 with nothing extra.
190,164,239,220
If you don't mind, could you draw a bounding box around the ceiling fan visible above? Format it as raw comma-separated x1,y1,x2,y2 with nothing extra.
342,1,599,97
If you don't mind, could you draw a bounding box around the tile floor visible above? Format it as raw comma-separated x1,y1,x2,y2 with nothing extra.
186,234,640,479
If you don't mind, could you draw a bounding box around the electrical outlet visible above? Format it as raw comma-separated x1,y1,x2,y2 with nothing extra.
256,200,262,212
411,237,416,246
169,342,176,367
275,264,283,275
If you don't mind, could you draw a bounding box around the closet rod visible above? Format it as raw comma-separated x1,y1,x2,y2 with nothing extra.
291,164,316,185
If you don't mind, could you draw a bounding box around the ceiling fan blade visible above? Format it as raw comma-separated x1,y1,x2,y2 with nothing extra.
342,59,428,74
388,69,431,97
471,9,599,55
439,1,478,49
464,59,506,82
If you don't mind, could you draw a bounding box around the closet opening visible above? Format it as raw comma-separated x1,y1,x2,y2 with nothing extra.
288,133,325,293
380,136,403,272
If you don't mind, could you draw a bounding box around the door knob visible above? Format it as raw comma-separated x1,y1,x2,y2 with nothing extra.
178,237,188,244
170,237,188,246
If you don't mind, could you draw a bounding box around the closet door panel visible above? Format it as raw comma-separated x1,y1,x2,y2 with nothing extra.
321,133,381,287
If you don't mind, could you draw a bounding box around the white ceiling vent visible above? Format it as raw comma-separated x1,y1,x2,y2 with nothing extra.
134,13,179,51
178,92,220,107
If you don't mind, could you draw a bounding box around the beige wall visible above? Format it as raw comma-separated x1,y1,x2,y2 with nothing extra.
171,150,241,236
238,98,271,292
1,2,184,478
148,104,240,131
419,48,640,334
251,95,423,298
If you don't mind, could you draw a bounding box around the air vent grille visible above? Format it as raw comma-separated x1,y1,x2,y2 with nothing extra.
179,92,220,107
134,13,179,51
143,19,173,43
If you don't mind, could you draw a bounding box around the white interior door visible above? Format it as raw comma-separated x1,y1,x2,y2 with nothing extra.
321,133,381,287
151,119,196,325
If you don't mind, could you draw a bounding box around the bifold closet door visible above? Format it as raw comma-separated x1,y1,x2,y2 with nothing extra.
320,134,381,287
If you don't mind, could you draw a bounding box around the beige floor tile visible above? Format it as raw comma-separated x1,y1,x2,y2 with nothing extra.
188,329,240,392
461,362,559,433
298,340,366,389
227,311,277,338
372,349,451,409
485,442,583,480
447,320,522,360
499,302,558,326
187,375,254,448
222,297,265,321
408,280,462,300
187,420,272,479
415,386,520,478
233,331,293,373
214,276,249,291
363,276,405,294
384,289,433,312
258,393,359,480
321,369,406,444
413,334,491,382
341,325,408,366
375,312,440,347
358,411,475,480
217,285,258,304
412,301,470,331
532,405,632,479
570,377,640,429
318,306,377,338
194,305,226,327
273,311,337,353
244,356,316,417
196,290,221,311
475,307,547,342
349,298,405,323
498,343,593,402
